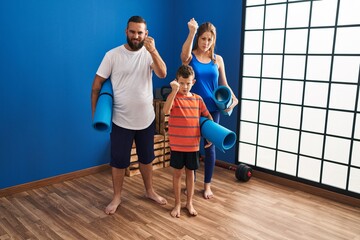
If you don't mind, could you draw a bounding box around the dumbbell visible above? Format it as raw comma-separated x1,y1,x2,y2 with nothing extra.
235,164,252,182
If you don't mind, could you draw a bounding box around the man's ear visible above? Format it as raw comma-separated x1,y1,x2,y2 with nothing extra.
193,79,196,84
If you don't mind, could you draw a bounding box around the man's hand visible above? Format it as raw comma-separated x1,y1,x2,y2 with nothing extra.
144,36,156,53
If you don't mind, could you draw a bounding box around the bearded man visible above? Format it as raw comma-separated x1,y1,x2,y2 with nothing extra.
91,16,167,215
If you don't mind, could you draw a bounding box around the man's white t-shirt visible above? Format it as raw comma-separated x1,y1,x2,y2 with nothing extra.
96,45,155,130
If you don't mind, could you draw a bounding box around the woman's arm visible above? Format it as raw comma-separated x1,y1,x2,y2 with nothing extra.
181,18,198,64
217,55,239,111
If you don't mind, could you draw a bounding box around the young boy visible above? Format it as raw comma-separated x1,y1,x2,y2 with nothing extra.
163,65,213,218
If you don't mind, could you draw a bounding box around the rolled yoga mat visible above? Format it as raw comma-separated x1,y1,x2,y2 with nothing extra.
93,79,113,132
212,86,233,116
200,117,237,152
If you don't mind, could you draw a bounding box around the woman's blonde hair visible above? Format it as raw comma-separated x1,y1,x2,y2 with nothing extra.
193,22,217,63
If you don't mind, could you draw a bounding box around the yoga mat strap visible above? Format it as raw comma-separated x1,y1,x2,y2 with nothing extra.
99,92,113,99
200,118,210,130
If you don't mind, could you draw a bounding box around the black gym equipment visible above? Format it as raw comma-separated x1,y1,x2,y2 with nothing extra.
235,164,252,182
214,161,253,182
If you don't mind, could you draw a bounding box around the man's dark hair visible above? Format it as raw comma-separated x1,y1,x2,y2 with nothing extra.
176,65,195,80
127,16,147,27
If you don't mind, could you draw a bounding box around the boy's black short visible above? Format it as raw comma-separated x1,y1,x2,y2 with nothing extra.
170,151,199,170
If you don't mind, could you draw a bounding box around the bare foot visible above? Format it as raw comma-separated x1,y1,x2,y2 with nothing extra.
186,203,198,216
203,189,214,199
145,191,167,205
170,204,181,218
104,198,121,215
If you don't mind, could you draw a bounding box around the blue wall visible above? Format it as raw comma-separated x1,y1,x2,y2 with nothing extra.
0,0,243,189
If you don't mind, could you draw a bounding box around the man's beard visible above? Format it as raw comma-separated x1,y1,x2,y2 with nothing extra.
127,37,144,51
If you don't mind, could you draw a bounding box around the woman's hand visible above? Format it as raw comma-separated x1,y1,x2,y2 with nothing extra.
224,97,239,112
188,18,198,34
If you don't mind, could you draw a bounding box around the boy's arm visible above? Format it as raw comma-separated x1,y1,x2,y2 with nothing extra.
202,109,213,149
163,80,180,115
199,97,213,121
205,112,213,121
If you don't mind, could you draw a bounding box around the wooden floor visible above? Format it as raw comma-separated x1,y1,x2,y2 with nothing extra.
1,163,360,240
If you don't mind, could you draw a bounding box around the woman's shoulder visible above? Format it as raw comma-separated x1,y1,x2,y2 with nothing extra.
215,53,223,61
215,54,225,69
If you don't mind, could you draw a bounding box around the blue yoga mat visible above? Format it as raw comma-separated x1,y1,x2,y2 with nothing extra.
93,79,113,132
200,117,237,152
212,86,233,116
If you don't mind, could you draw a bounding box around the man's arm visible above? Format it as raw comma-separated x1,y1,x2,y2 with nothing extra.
150,48,167,78
144,36,167,78
91,74,107,118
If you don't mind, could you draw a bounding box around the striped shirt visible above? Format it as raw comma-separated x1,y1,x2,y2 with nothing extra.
168,93,210,152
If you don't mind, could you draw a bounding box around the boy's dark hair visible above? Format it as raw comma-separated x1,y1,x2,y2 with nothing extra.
176,65,194,80
127,16,147,27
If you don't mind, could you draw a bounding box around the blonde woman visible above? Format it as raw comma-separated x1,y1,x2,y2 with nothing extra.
181,18,238,199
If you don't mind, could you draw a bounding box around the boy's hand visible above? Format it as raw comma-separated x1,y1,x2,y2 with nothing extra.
204,140,213,148
170,80,180,93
